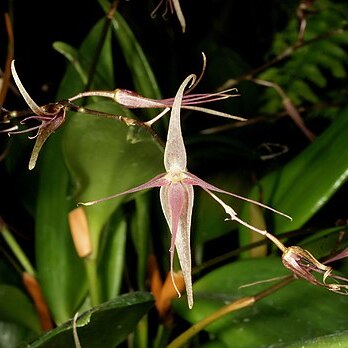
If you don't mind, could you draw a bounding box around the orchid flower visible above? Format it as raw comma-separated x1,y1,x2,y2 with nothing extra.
282,245,348,295
69,86,245,126
8,61,66,170
80,74,291,308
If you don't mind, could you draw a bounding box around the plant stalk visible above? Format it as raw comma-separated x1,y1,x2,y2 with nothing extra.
85,258,101,306
1,225,36,276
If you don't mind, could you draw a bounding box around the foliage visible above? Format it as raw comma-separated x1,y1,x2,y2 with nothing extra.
1,0,348,347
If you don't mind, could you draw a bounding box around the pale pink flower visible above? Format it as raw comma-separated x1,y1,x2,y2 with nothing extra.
81,74,291,308
69,83,244,126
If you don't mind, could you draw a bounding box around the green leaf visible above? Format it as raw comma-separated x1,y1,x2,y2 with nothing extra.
193,171,251,245
52,42,87,84
0,321,36,348
241,106,348,234
314,54,347,79
301,64,327,88
0,284,40,333
35,144,86,324
55,19,115,96
174,258,348,348
98,0,161,118
131,194,152,291
289,79,319,103
62,101,163,256
36,18,115,324
28,292,154,348
299,226,348,259
285,330,348,348
98,209,127,301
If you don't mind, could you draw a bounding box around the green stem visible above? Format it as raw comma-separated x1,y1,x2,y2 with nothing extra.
154,324,171,348
167,297,255,348
85,258,101,306
1,225,35,276
135,315,148,348
167,276,294,348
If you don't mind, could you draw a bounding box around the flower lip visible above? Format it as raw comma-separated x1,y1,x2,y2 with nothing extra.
165,171,187,183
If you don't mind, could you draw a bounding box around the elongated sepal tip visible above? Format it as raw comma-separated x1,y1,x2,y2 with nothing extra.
28,160,36,171
77,202,92,207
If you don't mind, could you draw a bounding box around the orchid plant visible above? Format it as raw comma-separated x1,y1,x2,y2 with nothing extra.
7,57,243,170
7,58,347,309
79,74,292,308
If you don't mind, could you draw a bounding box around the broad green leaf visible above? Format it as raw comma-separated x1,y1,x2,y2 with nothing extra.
131,194,152,291
286,330,348,348
299,226,348,259
28,292,154,348
62,101,163,256
35,143,85,324
98,209,127,301
36,18,114,324
193,171,251,245
201,341,229,348
0,284,40,333
174,258,348,348
241,107,348,235
0,321,35,348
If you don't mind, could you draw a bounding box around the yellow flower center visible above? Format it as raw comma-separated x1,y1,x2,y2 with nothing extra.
165,171,187,183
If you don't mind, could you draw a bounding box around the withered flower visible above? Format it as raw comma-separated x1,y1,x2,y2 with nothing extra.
9,61,66,170
282,245,348,295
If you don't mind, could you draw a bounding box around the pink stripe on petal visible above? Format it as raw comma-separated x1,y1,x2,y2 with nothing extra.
80,173,167,206
160,183,195,308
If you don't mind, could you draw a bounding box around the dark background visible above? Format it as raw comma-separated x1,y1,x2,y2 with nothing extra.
1,0,294,107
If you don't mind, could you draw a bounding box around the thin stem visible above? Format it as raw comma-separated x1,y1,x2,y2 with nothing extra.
154,324,172,348
193,226,327,275
0,13,14,106
135,315,148,348
84,258,101,306
65,101,166,148
167,297,255,348
167,276,294,348
0,224,36,276
73,312,82,348
254,275,293,301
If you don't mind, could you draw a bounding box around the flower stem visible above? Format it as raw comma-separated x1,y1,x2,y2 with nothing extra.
167,297,255,348
0,224,36,276
167,276,294,348
154,324,171,348
134,315,148,348
85,258,101,306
